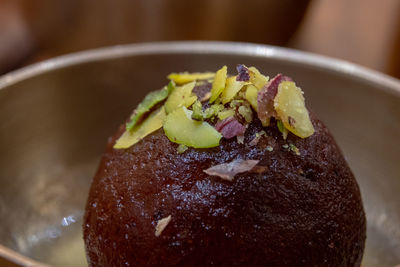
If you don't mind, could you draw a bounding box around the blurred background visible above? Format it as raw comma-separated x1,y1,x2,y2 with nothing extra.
1,0,400,78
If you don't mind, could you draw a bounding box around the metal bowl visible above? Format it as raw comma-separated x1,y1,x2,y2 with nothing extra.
0,42,399,267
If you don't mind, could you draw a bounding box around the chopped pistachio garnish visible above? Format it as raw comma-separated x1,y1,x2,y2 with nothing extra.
249,66,269,89
114,107,166,149
256,130,266,138
249,130,266,146
274,81,315,138
115,64,315,150
191,100,203,121
210,66,227,103
238,105,253,123
177,144,188,154
163,106,222,148
220,76,248,104
277,120,289,139
229,99,244,109
245,85,258,111
266,146,273,152
164,81,197,114
126,82,173,131
204,104,224,119
289,144,300,155
217,109,235,120
168,72,215,84
282,144,289,149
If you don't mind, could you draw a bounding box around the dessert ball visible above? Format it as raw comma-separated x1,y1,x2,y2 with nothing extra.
83,66,366,266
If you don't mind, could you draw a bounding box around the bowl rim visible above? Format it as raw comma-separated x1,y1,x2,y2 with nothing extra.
1,41,400,264
0,41,399,96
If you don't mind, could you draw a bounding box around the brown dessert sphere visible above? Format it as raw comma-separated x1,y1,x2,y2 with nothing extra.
83,109,366,266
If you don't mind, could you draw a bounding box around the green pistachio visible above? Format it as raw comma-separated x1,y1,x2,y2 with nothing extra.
165,81,197,114
289,144,300,155
177,144,188,154
191,100,204,121
126,82,173,131
245,84,258,111
248,66,269,89
167,72,215,84
274,81,315,138
209,66,227,103
115,107,166,149
163,106,222,148
217,109,235,120
203,104,224,119
220,76,248,104
238,105,253,123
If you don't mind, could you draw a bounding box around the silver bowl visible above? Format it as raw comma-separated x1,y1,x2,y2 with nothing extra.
0,42,399,266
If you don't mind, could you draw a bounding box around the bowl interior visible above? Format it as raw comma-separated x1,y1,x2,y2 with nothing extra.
0,43,399,266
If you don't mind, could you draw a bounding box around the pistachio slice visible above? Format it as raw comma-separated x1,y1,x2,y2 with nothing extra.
191,100,203,121
165,81,197,114
249,66,269,89
257,74,291,127
114,107,166,149
167,72,215,84
209,66,228,103
203,104,224,119
289,143,300,155
217,109,235,120
221,76,248,104
163,106,222,148
126,82,173,131
238,105,253,123
177,144,188,154
274,81,314,138
245,84,259,111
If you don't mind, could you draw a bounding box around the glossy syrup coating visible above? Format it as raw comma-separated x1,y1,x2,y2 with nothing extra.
83,110,366,266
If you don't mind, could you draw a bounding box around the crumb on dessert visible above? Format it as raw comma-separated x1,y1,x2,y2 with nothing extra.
155,215,172,237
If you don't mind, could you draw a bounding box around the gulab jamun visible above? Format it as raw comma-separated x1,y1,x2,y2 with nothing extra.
83,65,366,266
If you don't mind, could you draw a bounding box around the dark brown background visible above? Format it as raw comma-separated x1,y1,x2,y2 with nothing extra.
0,0,400,78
